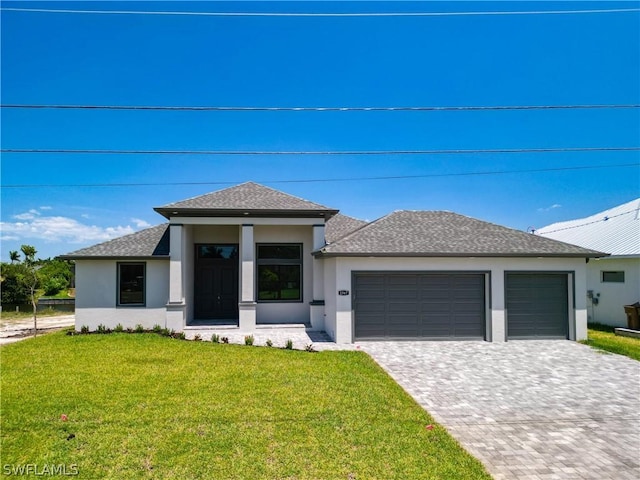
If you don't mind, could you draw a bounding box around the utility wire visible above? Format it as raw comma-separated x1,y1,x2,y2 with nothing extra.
2,104,639,112
2,147,639,156
537,208,639,235
3,163,638,189
2,7,639,17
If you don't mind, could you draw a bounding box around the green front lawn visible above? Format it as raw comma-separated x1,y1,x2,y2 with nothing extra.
581,323,640,361
1,332,489,480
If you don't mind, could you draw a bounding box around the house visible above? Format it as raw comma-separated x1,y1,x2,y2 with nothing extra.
537,199,640,327
61,182,604,343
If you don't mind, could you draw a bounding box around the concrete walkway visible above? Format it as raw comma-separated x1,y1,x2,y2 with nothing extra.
361,340,640,480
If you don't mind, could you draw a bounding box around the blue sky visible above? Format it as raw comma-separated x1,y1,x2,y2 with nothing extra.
1,1,639,260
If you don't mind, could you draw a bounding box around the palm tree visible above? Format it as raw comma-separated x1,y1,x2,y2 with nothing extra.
9,250,20,264
19,245,39,337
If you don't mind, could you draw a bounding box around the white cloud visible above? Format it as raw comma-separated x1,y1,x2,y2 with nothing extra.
537,204,562,212
0,235,20,241
40,206,53,210
131,218,152,228
13,209,41,220
0,215,135,244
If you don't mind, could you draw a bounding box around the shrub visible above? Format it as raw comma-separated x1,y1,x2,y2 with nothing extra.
244,335,254,346
177,332,186,340
194,334,202,342
221,336,229,344
114,323,124,333
211,334,220,343
285,339,293,350
41,276,67,296
152,324,162,333
161,328,171,337
134,324,145,333
265,339,273,347
97,324,107,334
80,325,89,334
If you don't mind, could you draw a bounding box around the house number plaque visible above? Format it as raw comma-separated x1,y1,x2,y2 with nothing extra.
338,290,349,296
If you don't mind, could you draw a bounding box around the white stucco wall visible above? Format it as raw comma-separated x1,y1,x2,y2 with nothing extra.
323,257,337,340
75,259,169,330
586,257,640,327
254,225,314,323
323,256,588,344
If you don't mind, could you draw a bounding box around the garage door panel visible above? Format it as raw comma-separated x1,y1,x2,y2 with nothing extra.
355,302,385,313
387,289,418,300
356,314,386,326
420,301,451,313
355,289,385,300
354,273,486,340
453,302,485,314
356,275,384,286
506,273,568,339
388,275,418,286
388,302,418,313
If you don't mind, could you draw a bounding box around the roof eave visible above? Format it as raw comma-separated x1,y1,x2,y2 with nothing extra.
58,255,170,261
154,207,339,220
313,251,608,259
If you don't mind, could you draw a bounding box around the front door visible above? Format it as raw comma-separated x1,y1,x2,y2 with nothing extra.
194,244,239,319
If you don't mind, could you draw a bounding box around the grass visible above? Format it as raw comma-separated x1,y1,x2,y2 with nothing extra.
1,331,490,480
39,289,75,300
581,323,640,361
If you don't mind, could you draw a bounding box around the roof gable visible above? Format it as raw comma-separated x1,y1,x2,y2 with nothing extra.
318,210,604,257
325,213,368,243
537,199,640,256
154,182,338,219
60,224,170,259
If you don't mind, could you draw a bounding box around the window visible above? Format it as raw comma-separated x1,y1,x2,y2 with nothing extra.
118,263,145,306
602,271,625,283
257,244,302,301
197,244,238,259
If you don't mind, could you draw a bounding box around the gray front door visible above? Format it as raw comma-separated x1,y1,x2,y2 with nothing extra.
506,273,568,338
194,244,239,319
354,273,486,340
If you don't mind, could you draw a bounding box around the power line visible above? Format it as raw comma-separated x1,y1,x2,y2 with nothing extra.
2,7,639,17
2,147,639,156
2,104,639,112
536,208,639,235
3,163,638,189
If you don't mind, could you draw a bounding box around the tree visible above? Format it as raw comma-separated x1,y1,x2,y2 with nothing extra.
18,245,40,337
38,259,73,296
0,263,29,304
9,251,20,264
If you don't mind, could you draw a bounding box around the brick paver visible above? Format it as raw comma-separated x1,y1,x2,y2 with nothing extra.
360,340,640,480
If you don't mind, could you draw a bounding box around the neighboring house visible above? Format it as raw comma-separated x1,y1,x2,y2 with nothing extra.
61,182,603,343
537,199,640,327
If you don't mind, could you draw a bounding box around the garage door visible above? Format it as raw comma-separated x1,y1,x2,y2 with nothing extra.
506,273,568,338
354,273,485,340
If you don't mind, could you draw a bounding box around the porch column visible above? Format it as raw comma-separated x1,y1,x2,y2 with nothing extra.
239,224,257,330
166,223,186,331
310,224,326,330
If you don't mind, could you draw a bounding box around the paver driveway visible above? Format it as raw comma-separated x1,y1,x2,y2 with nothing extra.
361,340,640,480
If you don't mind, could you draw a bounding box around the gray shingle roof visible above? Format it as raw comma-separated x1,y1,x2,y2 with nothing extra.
317,211,606,257
60,224,170,259
325,213,368,243
155,182,338,219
